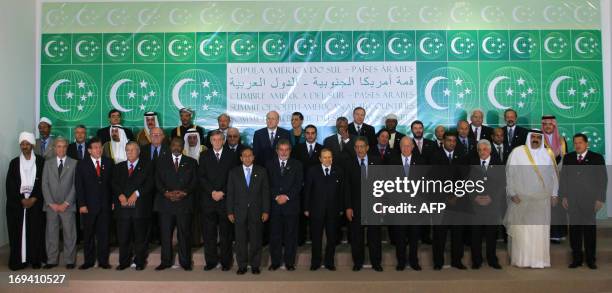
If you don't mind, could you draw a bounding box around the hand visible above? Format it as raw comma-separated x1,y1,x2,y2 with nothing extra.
595,200,604,212
261,212,269,222
275,195,288,205
511,196,521,204
212,191,224,202
127,193,138,206
562,197,569,210
304,211,309,217
228,214,235,223
79,206,89,214
21,198,32,209
345,208,354,222
551,196,559,207
475,195,491,206
57,203,67,213
119,194,128,206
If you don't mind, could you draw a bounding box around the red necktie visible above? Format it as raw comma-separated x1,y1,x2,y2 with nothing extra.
174,158,180,171
128,163,134,177
578,155,584,164
96,160,101,177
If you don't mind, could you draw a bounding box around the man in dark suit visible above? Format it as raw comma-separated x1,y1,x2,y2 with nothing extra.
198,130,237,271
387,137,425,271
140,127,169,163
154,137,198,271
345,137,383,272
434,125,446,149
67,125,88,161
97,109,134,144
304,148,347,271
348,107,377,149
502,109,529,152
226,147,270,275
411,120,436,164
382,114,405,150
225,127,245,161
560,133,608,270
291,125,323,246
457,120,477,159
369,129,395,164
429,132,468,270
468,109,493,142
75,138,113,270
204,113,231,149
468,140,504,270
252,111,291,167
266,139,303,271
111,142,154,271
490,128,510,165
323,117,355,164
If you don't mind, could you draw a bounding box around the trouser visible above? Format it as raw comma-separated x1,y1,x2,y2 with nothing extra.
117,216,150,267
349,220,382,266
46,210,76,265
82,210,110,266
201,207,233,267
159,213,192,267
269,212,298,267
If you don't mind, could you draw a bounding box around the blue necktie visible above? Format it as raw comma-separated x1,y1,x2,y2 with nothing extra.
77,144,83,159
403,157,410,177
245,167,251,187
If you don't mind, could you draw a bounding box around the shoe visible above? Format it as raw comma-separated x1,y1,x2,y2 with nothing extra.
155,264,171,271
550,239,562,244
43,264,58,269
310,265,319,271
433,265,442,270
116,264,130,270
373,265,383,272
396,264,406,271
236,267,248,275
221,266,231,271
181,265,192,271
268,264,280,271
587,263,597,270
286,265,295,271
204,264,217,271
325,265,336,271
65,264,75,270
31,264,42,269
410,263,422,271
135,265,145,271
452,263,467,270
568,262,582,269
352,265,362,271
489,263,502,270
252,268,261,274
99,264,112,269
79,263,94,270
471,263,481,270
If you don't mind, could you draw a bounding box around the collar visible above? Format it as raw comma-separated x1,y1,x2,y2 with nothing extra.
445,150,454,157
172,154,182,161
268,128,278,133
357,155,368,164
57,156,66,165
90,156,101,165
401,154,412,163
578,150,588,158
213,148,223,156
279,158,288,166
480,156,490,165
306,141,316,148
243,164,253,171
471,124,481,131
321,164,331,173
128,159,139,168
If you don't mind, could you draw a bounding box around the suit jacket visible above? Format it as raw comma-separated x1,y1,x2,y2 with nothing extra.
467,156,505,224
323,133,356,163
559,151,607,219
6,155,45,211
344,155,382,217
369,144,395,164
386,130,405,150
412,138,437,163
198,147,237,210
491,143,510,165
111,160,155,218
502,125,529,151
226,165,270,220
303,164,347,219
291,142,323,173
387,152,428,223
140,143,170,163
429,148,469,216
265,158,303,215
42,156,77,212
97,126,134,145
348,122,377,149
155,155,198,214
67,142,88,161
35,137,55,160
252,127,291,166
225,143,246,163
75,156,113,214
468,124,494,142
456,135,477,160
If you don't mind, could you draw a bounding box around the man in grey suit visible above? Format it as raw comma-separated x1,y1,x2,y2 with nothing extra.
35,117,55,160
226,147,270,275
42,137,77,269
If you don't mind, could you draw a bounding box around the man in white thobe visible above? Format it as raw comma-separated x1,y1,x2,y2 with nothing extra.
504,131,559,268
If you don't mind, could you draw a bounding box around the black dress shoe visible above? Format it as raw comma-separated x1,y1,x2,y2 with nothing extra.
99,264,112,269
452,263,467,270
182,265,192,271
116,264,130,270
310,265,319,271
325,265,336,271
410,263,422,271
373,265,383,272
396,264,406,271
268,264,280,271
286,265,295,271
31,264,42,269
135,265,145,271
43,264,58,269
352,265,362,271
155,264,171,271
568,262,582,269
489,263,502,270
433,265,442,270
204,264,217,271
252,268,261,274
79,263,94,270
587,263,597,270
236,267,248,275
65,264,75,270
221,266,231,271
471,263,482,270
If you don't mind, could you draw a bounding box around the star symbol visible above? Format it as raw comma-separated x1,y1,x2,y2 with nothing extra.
205,94,212,101
149,90,156,97
80,95,87,101
128,91,136,99
454,78,463,86
518,101,525,108
580,101,587,108
87,90,93,97
583,92,589,98
506,88,514,96
458,92,465,99
202,80,210,88
464,88,472,95
139,104,145,110
212,90,218,97
66,91,74,99
579,77,587,85
77,104,84,111
78,80,86,88
140,80,148,88
527,88,534,94
202,104,209,111
589,88,596,94
443,88,451,96
190,90,199,98
517,77,525,86
455,103,463,109
520,92,527,98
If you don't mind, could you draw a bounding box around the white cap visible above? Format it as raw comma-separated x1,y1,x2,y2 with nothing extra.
39,117,53,126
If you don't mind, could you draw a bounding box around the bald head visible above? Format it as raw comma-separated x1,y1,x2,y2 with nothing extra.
399,136,414,157
266,111,280,129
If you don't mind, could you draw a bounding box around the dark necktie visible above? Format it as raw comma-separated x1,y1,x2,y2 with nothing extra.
360,158,367,179
578,154,584,164
481,160,487,174
216,152,220,162
308,144,314,157
357,125,361,135
448,153,453,163
58,159,63,176
325,167,330,176
128,163,134,177
497,146,503,161
270,131,275,146
281,161,286,176
153,146,159,160
41,139,47,153
508,128,514,144
174,158,179,171
77,144,83,160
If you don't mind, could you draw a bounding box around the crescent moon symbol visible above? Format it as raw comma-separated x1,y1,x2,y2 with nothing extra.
169,8,182,26
168,39,180,57
106,8,119,26
450,6,463,23
543,37,555,54
574,6,587,23
199,39,211,56
424,76,448,110
575,37,587,54
512,37,525,54
325,7,337,24
543,5,557,23
262,8,275,25
450,37,462,55
481,37,494,55
110,79,133,113
44,40,57,58
325,38,337,55
419,37,431,55
387,6,399,23
172,78,194,110
294,38,306,56
512,6,527,23
262,39,274,56
481,6,495,23
356,38,368,55
231,39,244,56
487,76,510,110
387,37,401,55
419,6,433,23
47,79,70,113
137,40,149,57
356,7,369,24
231,8,246,25
199,7,212,24
293,7,304,24
106,40,118,57
75,40,87,58
46,9,60,26
550,76,573,109
138,8,157,26
75,8,90,26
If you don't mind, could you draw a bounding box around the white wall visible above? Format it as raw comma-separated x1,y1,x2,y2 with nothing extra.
0,0,37,246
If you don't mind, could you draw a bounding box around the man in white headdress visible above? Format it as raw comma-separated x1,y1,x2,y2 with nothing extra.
35,117,55,160
183,128,207,162
504,130,559,268
102,125,129,164
136,112,160,146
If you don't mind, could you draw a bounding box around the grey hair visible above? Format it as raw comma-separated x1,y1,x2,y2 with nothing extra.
54,136,69,146
477,139,491,149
